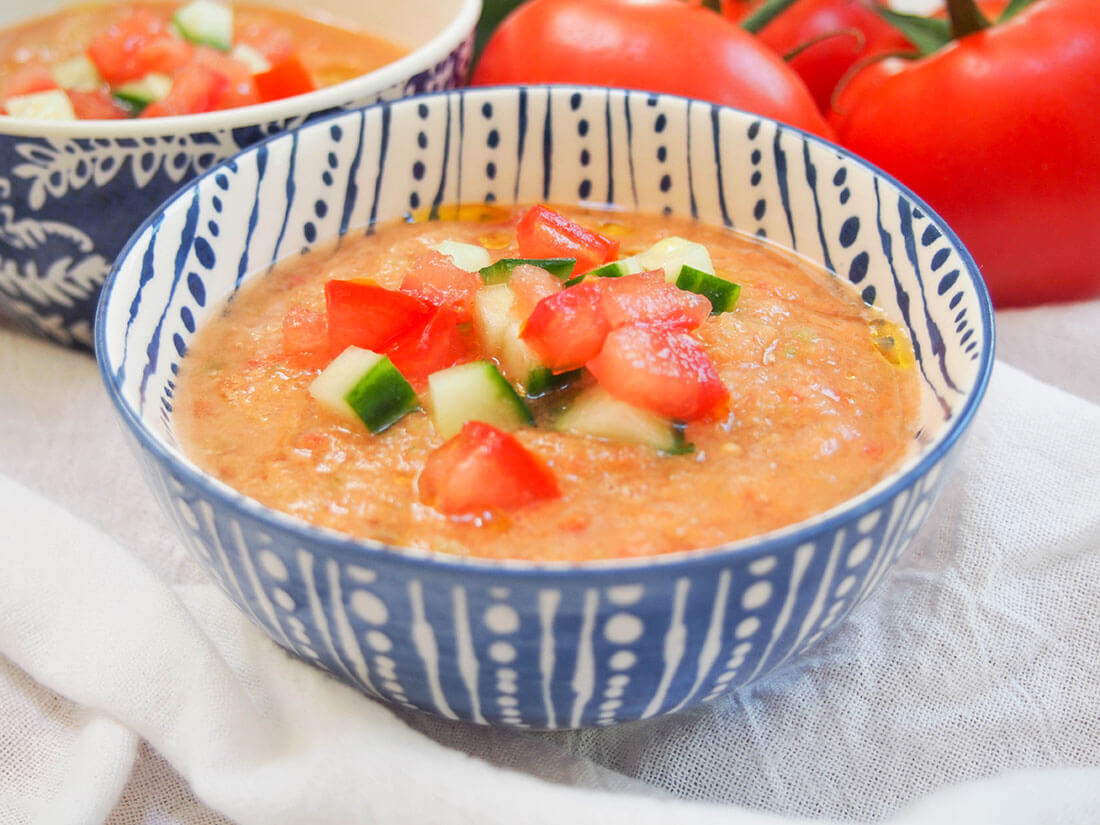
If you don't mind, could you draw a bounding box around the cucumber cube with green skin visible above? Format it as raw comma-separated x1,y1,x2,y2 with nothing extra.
428,360,533,439
430,240,491,273
309,347,419,433
627,236,715,282
676,265,742,314
563,259,633,287
472,283,558,396
554,386,692,454
173,0,233,51
51,55,101,91
4,89,76,120
113,73,173,110
479,257,576,284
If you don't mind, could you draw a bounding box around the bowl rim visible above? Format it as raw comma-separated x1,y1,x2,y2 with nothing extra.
0,0,481,139
95,83,996,580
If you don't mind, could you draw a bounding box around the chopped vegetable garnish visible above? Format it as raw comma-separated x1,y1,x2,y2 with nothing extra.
675,265,741,314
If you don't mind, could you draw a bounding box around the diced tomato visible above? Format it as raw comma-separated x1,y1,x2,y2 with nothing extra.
132,36,195,79
515,205,620,274
418,421,560,516
235,22,296,65
509,263,562,319
387,306,470,383
598,271,711,330
140,63,224,117
193,47,260,110
282,304,328,354
86,9,181,85
1,62,57,101
254,54,315,103
586,325,728,420
520,282,609,373
398,251,481,322
324,279,433,356
66,90,129,120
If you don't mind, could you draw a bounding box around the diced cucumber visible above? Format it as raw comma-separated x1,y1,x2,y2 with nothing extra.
676,265,741,313
173,0,233,51
309,346,419,433
429,240,491,273
627,236,715,282
51,55,101,92
113,73,172,110
479,257,576,284
472,284,562,396
554,387,692,454
3,89,76,120
230,43,271,74
428,360,533,439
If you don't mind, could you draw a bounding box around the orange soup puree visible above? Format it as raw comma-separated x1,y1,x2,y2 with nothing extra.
174,205,921,562
0,2,405,118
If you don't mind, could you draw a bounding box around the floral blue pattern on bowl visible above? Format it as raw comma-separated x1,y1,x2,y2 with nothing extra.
0,0,478,349
96,86,994,728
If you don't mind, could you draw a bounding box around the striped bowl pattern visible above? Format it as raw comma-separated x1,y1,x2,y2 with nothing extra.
96,86,994,728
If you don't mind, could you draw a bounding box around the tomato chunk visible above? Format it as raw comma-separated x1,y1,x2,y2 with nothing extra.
66,89,130,120
598,271,711,330
418,421,560,515
86,9,186,85
194,47,261,110
520,282,609,372
1,63,57,100
386,306,470,383
140,63,224,117
516,205,620,274
509,263,562,319
325,279,434,356
399,251,481,322
254,54,315,103
586,325,728,420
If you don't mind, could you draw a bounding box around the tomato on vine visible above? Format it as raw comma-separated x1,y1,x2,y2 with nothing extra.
831,0,1100,306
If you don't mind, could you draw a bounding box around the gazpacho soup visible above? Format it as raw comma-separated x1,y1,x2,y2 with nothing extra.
0,1,406,119
175,204,922,562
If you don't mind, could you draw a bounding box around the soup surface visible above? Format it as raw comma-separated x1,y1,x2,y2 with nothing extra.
175,205,920,562
0,2,405,119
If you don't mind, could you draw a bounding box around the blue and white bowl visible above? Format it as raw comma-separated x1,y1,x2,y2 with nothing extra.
0,0,480,349
96,86,994,728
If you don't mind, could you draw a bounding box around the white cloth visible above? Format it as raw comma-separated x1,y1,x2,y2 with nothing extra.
1,298,1099,825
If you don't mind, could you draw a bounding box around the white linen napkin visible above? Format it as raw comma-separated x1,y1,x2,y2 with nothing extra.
1,299,1099,825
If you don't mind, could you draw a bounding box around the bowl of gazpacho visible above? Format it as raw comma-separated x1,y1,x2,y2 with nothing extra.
96,86,994,728
0,0,480,348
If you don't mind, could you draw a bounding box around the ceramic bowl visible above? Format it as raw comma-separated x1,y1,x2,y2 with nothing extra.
97,86,994,729
0,0,480,348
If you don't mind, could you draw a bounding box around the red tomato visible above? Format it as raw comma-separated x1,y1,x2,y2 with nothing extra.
324,279,433,356
515,205,620,275
140,63,224,117
598,271,711,330
64,89,129,119
399,250,481,322
750,0,910,114
1,62,57,100
86,9,185,85
520,282,609,372
418,421,560,515
254,55,316,103
193,47,261,110
386,306,470,382
830,0,1100,306
473,0,833,139
587,325,727,420
509,263,562,319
